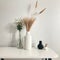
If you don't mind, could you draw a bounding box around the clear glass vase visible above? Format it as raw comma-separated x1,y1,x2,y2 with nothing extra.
17,31,23,49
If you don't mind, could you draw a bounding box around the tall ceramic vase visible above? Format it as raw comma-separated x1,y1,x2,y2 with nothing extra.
25,31,32,50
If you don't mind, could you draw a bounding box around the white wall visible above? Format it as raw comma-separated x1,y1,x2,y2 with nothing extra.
0,0,49,47
0,0,60,60
48,0,60,60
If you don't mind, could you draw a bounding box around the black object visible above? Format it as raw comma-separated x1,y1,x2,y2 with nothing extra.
48,58,52,60
37,41,44,49
1,58,4,60
45,58,47,60
45,58,52,60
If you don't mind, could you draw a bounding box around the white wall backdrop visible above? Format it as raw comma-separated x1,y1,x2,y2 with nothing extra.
0,0,60,60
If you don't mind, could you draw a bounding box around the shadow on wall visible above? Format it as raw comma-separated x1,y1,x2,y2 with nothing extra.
6,23,26,47
6,23,17,47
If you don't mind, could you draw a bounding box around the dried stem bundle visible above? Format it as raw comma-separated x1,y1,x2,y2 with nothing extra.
32,8,46,16
23,17,35,32
31,0,46,16
15,18,24,31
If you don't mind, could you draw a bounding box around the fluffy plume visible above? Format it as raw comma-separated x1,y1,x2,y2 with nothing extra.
23,17,35,31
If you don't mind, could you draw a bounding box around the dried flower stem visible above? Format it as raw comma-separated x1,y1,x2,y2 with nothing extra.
35,0,38,8
39,8,46,14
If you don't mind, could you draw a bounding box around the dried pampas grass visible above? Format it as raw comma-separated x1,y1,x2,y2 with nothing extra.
31,0,46,16
32,8,46,16
23,17,35,31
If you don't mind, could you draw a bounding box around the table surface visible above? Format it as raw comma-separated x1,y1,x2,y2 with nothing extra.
0,47,58,58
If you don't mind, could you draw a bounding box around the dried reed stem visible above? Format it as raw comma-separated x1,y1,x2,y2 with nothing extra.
35,0,38,8
39,8,46,14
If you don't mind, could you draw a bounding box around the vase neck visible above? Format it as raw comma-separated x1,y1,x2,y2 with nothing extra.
26,31,30,33
26,31,31,35
39,41,42,44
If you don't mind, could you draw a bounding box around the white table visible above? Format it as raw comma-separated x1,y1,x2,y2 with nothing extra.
0,47,58,60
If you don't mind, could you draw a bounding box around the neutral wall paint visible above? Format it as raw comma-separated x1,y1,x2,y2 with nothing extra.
48,0,60,60
0,0,60,60
0,0,49,47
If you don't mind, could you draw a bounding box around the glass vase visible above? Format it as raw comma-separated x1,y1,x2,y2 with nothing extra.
17,31,23,49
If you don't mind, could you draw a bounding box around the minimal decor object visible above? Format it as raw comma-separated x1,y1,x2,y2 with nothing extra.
14,0,46,50
45,58,47,60
48,58,52,60
25,31,32,50
37,41,44,49
22,0,46,50
16,18,24,48
23,17,35,50
1,58,4,60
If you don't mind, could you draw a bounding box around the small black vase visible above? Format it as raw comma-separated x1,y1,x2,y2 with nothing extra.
37,41,44,49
